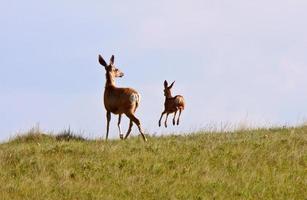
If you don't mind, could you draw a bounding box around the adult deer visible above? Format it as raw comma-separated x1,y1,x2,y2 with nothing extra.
98,54,147,141
159,80,185,127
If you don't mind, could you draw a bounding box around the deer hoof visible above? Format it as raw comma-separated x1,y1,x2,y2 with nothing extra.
119,134,124,140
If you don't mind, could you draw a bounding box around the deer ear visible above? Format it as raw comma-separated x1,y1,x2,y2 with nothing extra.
164,80,168,88
110,55,115,65
98,55,107,67
169,81,175,88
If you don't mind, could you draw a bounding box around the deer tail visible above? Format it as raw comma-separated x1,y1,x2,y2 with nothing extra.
135,93,141,111
130,93,141,112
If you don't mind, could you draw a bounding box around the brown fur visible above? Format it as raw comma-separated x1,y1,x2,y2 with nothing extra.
159,80,185,127
98,54,147,141
104,87,139,114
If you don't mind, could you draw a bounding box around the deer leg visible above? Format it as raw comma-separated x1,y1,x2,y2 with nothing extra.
159,111,166,127
124,120,133,139
164,113,169,128
118,114,123,140
126,113,147,142
177,109,182,125
106,111,111,140
173,111,177,126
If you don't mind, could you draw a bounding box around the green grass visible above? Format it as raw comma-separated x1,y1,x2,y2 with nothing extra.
0,127,306,200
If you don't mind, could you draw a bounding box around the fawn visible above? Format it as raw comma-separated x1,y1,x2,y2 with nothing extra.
98,54,147,141
159,80,185,127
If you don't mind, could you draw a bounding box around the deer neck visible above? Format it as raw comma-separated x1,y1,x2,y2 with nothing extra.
165,92,173,99
105,72,116,88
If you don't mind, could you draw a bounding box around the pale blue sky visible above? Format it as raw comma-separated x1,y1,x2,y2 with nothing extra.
1,0,307,141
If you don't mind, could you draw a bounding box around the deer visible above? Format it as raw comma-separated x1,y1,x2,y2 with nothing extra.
158,80,185,128
98,54,147,142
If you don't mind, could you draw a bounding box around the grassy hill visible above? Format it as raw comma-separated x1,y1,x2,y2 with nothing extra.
0,127,306,200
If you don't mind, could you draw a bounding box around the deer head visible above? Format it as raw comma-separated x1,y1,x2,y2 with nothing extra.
164,80,175,98
98,54,124,78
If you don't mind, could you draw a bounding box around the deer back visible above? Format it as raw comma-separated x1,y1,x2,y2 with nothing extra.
164,95,185,112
